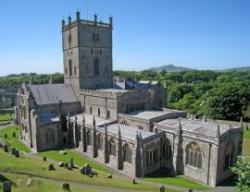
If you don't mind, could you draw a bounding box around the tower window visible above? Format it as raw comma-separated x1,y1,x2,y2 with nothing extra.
98,108,100,117
107,110,110,119
90,107,92,114
94,57,99,76
100,49,102,54
92,33,100,42
68,60,72,76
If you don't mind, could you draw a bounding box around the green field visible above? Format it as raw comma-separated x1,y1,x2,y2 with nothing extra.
0,113,13,122
0,126,30,152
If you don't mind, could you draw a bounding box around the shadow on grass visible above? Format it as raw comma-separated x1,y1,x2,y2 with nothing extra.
146,168,173,178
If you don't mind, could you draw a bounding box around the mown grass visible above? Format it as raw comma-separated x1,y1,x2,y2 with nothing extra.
0,126,30,153
244,129,250,139
145,176,209,190
0,113,13,122
0,172,107,192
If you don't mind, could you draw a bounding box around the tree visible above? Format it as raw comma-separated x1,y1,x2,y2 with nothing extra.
231,156,250,191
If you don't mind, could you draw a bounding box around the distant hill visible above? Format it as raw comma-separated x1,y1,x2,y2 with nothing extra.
219,66,250,72
148,64,195,72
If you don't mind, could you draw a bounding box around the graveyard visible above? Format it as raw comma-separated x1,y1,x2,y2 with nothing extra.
0,126,212,192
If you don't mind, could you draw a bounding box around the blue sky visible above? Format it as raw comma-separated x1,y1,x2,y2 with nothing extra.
0,0,250,75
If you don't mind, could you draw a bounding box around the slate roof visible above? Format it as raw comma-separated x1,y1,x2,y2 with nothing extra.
157,118,239,137
101,123,155,141
128,109,185,120
38,112,59,125
27,84,78,105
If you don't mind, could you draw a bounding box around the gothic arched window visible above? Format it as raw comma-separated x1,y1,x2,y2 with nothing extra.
98,108,100,117
97,134,103,150
224,141,234,170
94,57,99,76
74,66,77,75
186,142,202,169
123,144,132,163
109,138,116,156
162,139,172,160
87,130,92,146
68,60,72,76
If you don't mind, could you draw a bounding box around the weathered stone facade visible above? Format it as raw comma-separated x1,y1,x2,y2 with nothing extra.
15,11,243,187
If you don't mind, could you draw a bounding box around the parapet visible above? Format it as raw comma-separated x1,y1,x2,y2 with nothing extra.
62,11,113,30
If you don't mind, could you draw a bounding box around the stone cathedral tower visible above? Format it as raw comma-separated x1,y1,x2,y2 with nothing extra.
62,12,113,97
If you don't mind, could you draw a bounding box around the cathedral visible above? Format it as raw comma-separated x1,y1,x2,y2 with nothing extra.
15,12,243,187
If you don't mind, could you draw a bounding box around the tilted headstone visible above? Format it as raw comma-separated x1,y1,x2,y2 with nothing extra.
3,181,11,192
107,174,112,179
26,178,33,186
58,162,64,167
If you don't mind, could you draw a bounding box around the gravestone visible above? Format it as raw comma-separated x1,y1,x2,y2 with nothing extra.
58,162,64,167
3,181,11,192
69,157,74,169
62,183,70,191
11,148,16,155
160,185,165,192
4,134,8,139
188,189,193,192
15,149,20,157
48,164,55,171
132,178,137,184
4,144,8,152
43,156,47,161
26,178,33,186
107,174,112,179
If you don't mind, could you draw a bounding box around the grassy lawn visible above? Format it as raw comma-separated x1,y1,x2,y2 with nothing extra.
0,113,13,122
0,126,30,153
0,172,109,192
244,129,250,139
145,176,209,190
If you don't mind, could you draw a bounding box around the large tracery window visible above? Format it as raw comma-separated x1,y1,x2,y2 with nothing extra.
46,129,55,144
123,144,132,163
109,138,116,156
162,139,172,160
97,134,103,150
224,141,234,170
186,142,202,169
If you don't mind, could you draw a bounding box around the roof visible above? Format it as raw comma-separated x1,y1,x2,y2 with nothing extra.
128,109,185,120
95,88,128,93
27,84,79,105
157,118,238,137
38,112,59,125
70,113,112,127
101,123,155,141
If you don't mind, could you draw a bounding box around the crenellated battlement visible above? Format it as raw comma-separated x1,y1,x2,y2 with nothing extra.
62,11,113,31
